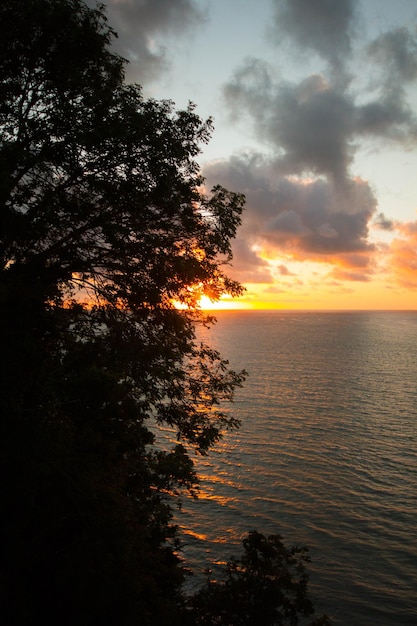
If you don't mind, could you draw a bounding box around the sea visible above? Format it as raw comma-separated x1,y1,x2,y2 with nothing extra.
171,310,417,625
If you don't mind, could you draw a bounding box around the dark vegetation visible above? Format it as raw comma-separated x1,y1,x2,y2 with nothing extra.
0,1,330,623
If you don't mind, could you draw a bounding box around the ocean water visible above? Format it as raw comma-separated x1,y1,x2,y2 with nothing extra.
175,311,417,625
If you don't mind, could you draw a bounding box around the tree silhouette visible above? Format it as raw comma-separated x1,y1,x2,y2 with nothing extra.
188,531,331,626
0,1,329,624
1,0,244,623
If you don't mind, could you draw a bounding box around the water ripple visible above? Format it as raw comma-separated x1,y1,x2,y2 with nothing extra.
178,311,417,625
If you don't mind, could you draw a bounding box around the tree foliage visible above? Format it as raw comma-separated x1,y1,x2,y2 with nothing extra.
188,531,331,626
0,1,329,624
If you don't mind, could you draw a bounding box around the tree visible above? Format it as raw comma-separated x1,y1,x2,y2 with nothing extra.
188,531,331,626
0,1,329,625
1,0,245,446
1,0,245,623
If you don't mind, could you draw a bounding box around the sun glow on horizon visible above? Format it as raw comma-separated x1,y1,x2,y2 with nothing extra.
198,295,252,311
198,281,417,312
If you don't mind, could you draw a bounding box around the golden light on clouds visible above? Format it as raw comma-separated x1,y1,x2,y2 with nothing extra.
101,0,417,312
200,244,417,311
389,221,417,289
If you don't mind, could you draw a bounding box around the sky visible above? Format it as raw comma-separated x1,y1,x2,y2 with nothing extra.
95,0,417,310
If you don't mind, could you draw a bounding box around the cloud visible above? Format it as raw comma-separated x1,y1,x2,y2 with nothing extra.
223,47,417,184
223,57,274,123
88,0,416,297
222,1,417,187
227,238,274,284
367,28,417,85
219,18,417,294
257,175,376,257
355,27,417,143
329,267,371,282
269,0,358,83
224,65,356,181
270,76,356,180
355,98,417,142
90,0,204,84
388,221,417,288
373,213,394,231
277,264,294,276
263,284,295,294
204,154,378,282
216,5,417,292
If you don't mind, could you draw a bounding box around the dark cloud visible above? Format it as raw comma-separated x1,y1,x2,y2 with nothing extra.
373,212,394,231
204,154,378,281
224,65,355,180
355,27,417,143
227,239,274,284
367,28,417,84
223,57,274,123
270,0,358,81
218,6,417,288
355,98,416,141
88,0,204,83
223,21,417,183
253,174,376,256
86,0,416,291
270,76,355,179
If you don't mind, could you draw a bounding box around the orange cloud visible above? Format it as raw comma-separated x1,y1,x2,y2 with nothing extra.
204,156,379,287
389,221,417,288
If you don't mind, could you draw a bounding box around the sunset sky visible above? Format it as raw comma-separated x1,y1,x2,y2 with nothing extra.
94,0,417,310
